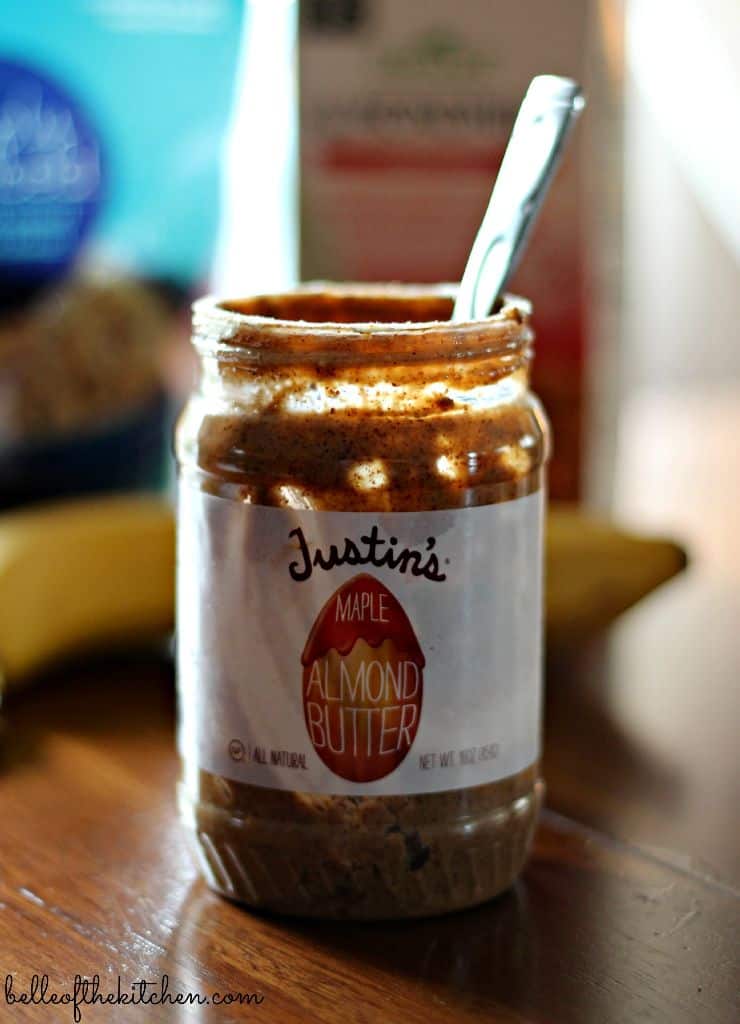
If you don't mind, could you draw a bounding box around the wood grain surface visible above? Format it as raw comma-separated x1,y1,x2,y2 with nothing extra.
0,657,738,1024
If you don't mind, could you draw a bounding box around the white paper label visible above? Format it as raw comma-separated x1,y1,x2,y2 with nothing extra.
177,489,544,796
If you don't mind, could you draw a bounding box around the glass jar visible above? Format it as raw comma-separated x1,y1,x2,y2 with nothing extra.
176,283,550,919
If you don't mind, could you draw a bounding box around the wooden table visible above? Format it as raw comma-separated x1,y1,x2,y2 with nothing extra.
1,388,738,1023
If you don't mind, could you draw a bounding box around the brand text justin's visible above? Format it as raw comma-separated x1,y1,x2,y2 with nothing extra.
288,525,447,583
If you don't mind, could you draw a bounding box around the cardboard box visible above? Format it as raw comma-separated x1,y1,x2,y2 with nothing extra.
300,0,623,501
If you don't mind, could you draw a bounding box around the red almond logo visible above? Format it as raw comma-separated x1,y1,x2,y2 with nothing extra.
301,574,425,783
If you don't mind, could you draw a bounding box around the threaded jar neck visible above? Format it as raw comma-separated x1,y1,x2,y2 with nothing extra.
191,283,533,371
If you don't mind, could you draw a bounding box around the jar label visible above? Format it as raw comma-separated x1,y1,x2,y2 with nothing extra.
177,488,544,795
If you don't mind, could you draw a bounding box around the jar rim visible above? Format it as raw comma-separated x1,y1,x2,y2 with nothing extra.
192,283,532,366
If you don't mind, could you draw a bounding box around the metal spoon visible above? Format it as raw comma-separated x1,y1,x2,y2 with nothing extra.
452,75,585,322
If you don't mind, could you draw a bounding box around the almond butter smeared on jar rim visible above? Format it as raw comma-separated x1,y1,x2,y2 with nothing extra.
175,283,550,919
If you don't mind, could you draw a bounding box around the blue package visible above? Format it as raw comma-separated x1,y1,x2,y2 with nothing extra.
0,0,244,291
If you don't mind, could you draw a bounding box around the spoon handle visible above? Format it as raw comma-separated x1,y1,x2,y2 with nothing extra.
452,75,585,323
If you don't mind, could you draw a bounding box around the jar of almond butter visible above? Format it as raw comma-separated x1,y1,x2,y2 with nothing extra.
176,283,549,919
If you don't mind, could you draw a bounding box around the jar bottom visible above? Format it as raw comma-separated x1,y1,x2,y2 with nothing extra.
179,779,544,921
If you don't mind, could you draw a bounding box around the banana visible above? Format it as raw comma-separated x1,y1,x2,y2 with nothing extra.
546,504,687,645
0,497,685,690
0,495,174,690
